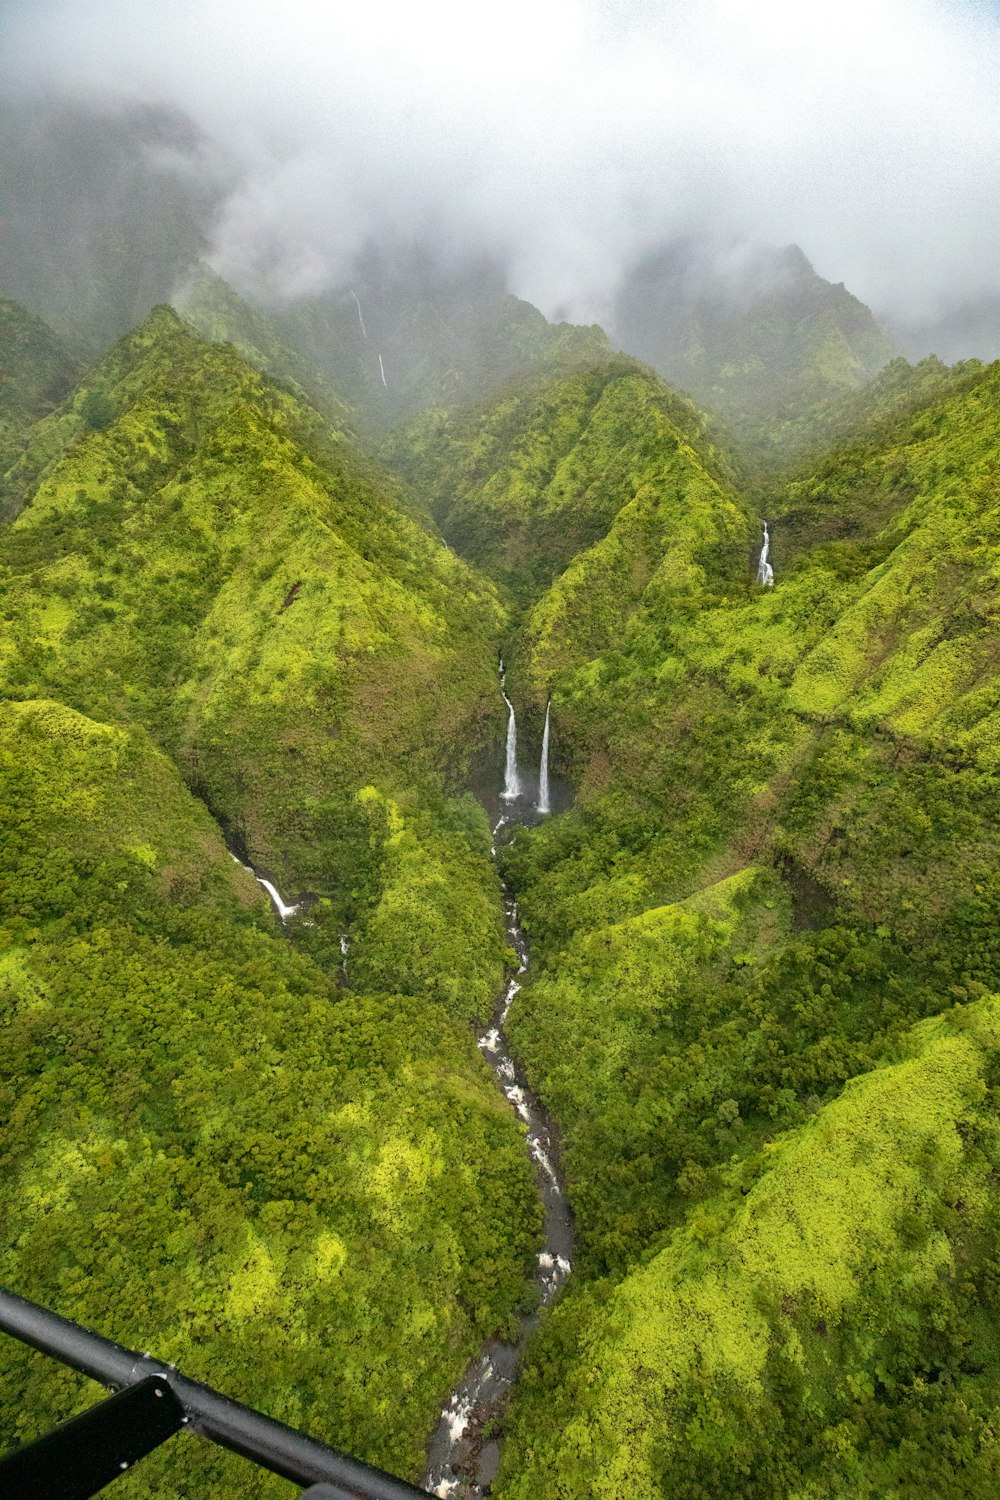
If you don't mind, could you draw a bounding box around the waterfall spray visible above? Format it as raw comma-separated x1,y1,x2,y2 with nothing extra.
756,522,774,587
538,701,551,815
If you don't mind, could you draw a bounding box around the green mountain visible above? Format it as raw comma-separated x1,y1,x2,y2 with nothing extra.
383,355,742,610
0,301,554,1491
270,246,612,426
613,240,897,457
4,263,1000,1500
172,263,356,432
480,354,1000,1496
0,304,516,1004
0,698,538,1494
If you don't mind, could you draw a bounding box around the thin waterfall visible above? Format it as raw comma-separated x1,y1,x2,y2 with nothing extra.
378,353,388,389
756,521,775,586
500,658,521,801
348,288,367,339
538,701,551,815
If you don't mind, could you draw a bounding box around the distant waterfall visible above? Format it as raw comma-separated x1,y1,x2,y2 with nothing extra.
500,659,521,801
756,522,775,587
349,288,367,339
378,353,388,389
538,701,551,815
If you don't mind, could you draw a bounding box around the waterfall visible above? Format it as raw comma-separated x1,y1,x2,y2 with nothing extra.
538,701,551,815
501,691,520,800
499,658,521,801
756,521,775,587
229,853,300,922
348,288,367,339
378,353,388,389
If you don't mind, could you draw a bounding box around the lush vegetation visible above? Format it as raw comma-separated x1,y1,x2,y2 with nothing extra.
0,698,540,1492
0,304,513,1014
5,277,1000,1500
383,358,742,609
380,344,1000,1495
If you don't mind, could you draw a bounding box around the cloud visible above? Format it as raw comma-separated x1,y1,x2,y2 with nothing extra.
3,0,999,327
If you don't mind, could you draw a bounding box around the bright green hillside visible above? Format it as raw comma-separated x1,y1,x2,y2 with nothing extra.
0,304,512,1014
0,699,539,1494
383,357,741,610
4,277,1000,1500
376,351,1000,1497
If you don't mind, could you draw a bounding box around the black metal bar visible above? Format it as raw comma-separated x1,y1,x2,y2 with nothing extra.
0,1376,185,1500
0,1288,431,1499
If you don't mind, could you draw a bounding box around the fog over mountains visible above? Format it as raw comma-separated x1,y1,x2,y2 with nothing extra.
3,0,1000,363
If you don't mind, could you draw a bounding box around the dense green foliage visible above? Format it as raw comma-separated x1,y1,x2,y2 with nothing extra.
0,700,539,1494
383,359,742,609
379,348,1000,1496
500,994,1000,1498
173,263,357,433
0,304,511,1014
5,268,1000,1500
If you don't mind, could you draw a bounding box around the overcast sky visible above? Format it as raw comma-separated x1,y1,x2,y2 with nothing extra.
3,0,1000,325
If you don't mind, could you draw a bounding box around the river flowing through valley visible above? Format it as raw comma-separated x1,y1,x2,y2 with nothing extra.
422,687,574,1498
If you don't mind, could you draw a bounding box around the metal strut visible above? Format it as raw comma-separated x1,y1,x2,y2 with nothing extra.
0,1287,432,1499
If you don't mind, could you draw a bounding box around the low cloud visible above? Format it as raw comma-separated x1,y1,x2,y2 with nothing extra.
3,0,1000,333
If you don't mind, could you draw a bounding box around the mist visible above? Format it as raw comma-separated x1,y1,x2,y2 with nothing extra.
3,0,1000,341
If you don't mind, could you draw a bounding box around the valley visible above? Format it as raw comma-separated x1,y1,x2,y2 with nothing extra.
2,258,1000,1500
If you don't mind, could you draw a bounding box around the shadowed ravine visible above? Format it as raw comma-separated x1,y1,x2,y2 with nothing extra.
422,712,574,1497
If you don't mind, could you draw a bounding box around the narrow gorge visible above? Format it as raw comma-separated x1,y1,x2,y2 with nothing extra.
424,668,572,1499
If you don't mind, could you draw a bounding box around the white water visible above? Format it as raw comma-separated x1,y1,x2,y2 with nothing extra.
499,659,521,801
348,288,367,340
756,521,775,586
378,353,388,389
538,701,551,815
229,853,301,922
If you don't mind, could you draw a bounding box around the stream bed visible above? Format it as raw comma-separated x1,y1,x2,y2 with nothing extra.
422,807,574,1499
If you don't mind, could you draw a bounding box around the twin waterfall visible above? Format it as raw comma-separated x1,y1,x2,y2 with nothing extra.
499,659,550,814
422,664,571,1497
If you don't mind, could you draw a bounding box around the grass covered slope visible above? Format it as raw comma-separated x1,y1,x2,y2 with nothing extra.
0,305,511,1013
483,350,1000,1494
383,358,741,608
0,699,540,1494
500,995,1000,1499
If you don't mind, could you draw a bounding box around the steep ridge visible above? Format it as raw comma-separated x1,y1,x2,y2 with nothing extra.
0,699,539,1495
383,357,743,610
172,263,357,433
481,356,1000,1495
0,304,512,1010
